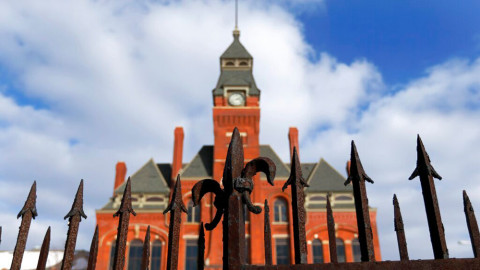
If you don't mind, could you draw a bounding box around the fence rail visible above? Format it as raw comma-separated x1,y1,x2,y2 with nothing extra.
4,127,480,269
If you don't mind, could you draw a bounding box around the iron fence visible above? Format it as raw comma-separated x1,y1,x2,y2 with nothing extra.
5,127,480,269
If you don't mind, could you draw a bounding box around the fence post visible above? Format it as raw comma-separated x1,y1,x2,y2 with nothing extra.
87,225,99,270
345,141,376,262
393,194,409,261
264,199,273,266
141,226,151,270
408,135,448,259
11,181,37,270
164,175,187,270
327,195,337,263
113,177,136,270
463,190,480,258
36,226,51,270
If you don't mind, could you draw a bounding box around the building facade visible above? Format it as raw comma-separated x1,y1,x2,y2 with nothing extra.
95,29,381,270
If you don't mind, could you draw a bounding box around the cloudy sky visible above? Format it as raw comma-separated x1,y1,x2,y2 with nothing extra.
1,0,480,262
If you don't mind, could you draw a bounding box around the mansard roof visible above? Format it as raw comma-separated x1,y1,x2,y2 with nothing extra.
114,158,170,195
221,33,252,59
212,70,260,96
304,158,352,193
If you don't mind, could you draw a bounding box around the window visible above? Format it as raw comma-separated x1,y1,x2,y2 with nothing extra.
151,240,162,269
147,196,164,202
239,61,248,66
128,239,143,270
352,238,361,262
276,238,290,265
336,238,346,262
312,239,323,263
187,200,200,223
310,195,326,202
274,199,288,223
226,61,235,66
335,195,353,201
109,241,116,270
185,239,198,270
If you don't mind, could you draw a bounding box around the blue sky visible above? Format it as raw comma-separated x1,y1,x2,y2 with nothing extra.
300,0,480,85
0,0,480,264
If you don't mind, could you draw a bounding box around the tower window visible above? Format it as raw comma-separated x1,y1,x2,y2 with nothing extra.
274,198,288,223
239,61,248,66
226,61,235,66
275,238,290,265
187,200,201,223
312,239,324,263
128,239,143,270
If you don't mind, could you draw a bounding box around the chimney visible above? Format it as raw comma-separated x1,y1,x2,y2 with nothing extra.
172,127,184,184
288,127,299,161
114,161,127,195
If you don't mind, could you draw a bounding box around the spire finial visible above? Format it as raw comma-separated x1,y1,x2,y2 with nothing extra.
233,0,240,38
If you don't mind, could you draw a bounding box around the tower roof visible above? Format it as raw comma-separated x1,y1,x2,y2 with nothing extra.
220,31,252,59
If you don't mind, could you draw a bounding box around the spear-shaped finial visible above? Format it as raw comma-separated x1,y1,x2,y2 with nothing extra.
113,177,136,270
346,141,375,262
463,190,480,258
409,135,442,181
36,227,51,270
164,175,187,270
61,180,88,270
87,225,99,270
409,135,448,259
141,226,151,270
326,195,337,263
11,181,37,270
393,195,409,261
282,147,308,264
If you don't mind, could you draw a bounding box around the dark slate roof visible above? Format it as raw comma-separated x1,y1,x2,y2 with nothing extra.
300,163,317,180
114,159,170,194
181,146,213,178
221,34,252,59
212,70,260,96
157,163,172,186
305,159,352,193
259,145,290,179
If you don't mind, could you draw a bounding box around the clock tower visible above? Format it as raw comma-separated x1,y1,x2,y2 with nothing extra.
212,29,261,181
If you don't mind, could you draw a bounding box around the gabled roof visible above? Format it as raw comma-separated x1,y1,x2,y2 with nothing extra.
157,163,172,186
212,70,260,96
180,146,213,178
221,33,252,59
305,159,352,193
115,158,170,194
259,145,291,179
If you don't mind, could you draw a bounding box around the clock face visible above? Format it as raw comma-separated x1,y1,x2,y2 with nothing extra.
228,93,245,106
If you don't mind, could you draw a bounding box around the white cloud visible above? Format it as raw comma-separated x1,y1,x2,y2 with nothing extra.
0,0,479,262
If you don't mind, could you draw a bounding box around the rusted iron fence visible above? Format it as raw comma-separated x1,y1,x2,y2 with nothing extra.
5,128,480,269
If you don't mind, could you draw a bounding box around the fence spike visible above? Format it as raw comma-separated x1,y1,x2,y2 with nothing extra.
198,222,205,270
327,195,337,263
36,226,51,270
164,175,187,270
11,181,37,270
141,226,151,270
345,141,375,262
113,177,136,270
87,225,99,270
393,194,409,261
282,147,309,264
264,199,273,265
463,190,480,258
61,179,87,270
409,135,448,259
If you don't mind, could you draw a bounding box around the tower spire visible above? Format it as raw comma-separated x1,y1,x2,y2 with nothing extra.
233,0,240,37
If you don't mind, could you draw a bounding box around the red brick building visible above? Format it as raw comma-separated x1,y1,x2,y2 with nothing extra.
95,29,381,269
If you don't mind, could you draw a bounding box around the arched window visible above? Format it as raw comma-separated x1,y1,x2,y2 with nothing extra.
274,199,288,223
352,238,361,262
151,240,162,269
239,61,248,66
275,238,290,265
109,241,116,270
187,200,200,223
312,239,323,263
128,239,143,270
185,239,198,270
226,61,235,66
336,238,346,262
